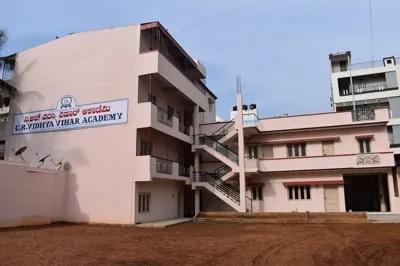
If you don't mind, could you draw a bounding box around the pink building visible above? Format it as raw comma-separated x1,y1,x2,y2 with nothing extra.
0,22,216,225
0,22,399,227
194,94,400,214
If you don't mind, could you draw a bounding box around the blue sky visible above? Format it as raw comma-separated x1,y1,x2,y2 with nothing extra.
1,0,399,120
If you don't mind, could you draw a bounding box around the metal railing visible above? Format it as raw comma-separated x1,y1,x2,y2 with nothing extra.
243,113,263,131
197,171,258,212
179,164,190,177
156,158,173,174
198,172,240,204
340,83,388,96
213,164,232,179
351,60,384,71
199,135,239,165
179,121,190,136
157,107,172,127
211,119,235,141
352,108,375,122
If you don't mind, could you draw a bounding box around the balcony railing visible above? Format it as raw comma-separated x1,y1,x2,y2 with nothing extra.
356,153,381,165
352,108,375,122
179,164,190,177
0,105,9,115
340,83,389,96
157,107,173,127
156,157,173,174
351,60,384,70
179,121,190,136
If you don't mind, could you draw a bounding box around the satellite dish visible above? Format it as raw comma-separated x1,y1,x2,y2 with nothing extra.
13,146,27,163
51,158,64,170
36,153,50,168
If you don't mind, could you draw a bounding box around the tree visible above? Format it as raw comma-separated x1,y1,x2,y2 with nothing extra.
0,29,15,72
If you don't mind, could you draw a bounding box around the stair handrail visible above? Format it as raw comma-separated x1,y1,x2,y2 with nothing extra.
212,118,235,140
199,135,239,165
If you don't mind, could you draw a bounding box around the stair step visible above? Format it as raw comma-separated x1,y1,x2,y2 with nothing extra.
198,212,368,220
195,217,369,224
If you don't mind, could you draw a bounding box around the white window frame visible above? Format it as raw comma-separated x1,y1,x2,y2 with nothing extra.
288,185,311,200
138,193,151,213
251,186,263,201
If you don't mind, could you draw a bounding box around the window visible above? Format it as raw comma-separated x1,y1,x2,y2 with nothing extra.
288,185,311,200
209,102,213,112
167,105,174,120
140,139,153,155
0,140,5,160
287,143,306,157
148,94,156,105
358,139,371,153
138,193,150,213
251,187,263,201
387,59,393,64
339,61,347,71
248,146,258,159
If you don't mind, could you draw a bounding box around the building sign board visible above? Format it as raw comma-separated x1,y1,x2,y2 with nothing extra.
12,96,128,135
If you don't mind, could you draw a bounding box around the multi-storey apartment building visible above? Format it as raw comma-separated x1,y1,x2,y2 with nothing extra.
0,22,216,224
194,93,399,214
329,52,400,156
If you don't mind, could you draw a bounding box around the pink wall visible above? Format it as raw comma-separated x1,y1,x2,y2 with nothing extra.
258,109,389,132
249,172,345,212
0,161,67,228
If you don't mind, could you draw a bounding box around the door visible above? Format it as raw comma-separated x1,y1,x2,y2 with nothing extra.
177,191,181,218
324,185,340,212
248,146,258,159
322,141,335,156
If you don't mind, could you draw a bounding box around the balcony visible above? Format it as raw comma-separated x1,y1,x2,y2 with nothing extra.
135,155,193,183
258,152,394,173
351,108,375,122
134,102,193,144
137,51,210,111
339,83,392,96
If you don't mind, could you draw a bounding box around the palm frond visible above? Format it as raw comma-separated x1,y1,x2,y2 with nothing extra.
0,29,7,50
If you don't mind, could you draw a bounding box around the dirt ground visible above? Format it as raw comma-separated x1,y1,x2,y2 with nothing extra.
1,222,400,265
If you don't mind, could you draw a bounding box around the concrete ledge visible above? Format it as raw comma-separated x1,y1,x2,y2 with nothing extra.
135,218,192,228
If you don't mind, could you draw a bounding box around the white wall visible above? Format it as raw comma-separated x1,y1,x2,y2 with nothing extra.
135,179,184,223
201,189,236,212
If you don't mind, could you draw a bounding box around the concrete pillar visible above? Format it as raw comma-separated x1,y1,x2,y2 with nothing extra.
193,105,199,146
338,184,346,212
236,93,246,212
194,153,200,182
195,188,200,215
130,181,137,224
387,171,396,213
378,174,387,212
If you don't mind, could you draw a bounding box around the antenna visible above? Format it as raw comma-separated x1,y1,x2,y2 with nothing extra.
236,75,242,94
13,146,27,163
36,152,50,168
51,158,64,170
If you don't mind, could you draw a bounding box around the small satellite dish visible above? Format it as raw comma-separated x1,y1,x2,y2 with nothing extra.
36,153,50,168
14,146,27,163
51,158,64,170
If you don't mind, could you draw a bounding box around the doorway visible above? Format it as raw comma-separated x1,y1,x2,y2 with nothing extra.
183,185,195,217
344,175,383,212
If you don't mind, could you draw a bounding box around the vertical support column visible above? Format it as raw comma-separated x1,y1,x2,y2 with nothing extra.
194,153,200,182
387,171,396,213
193,105,199,147
378,174,387,212
236,77,246,212
131,181,137,225
195,188,200,215
338,184,346,212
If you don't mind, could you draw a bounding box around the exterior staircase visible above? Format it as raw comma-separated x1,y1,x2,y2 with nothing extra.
199,135,239,169
193,171,257,212
209,119,237,144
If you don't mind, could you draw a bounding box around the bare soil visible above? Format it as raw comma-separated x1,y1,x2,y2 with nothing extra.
1,222,400,265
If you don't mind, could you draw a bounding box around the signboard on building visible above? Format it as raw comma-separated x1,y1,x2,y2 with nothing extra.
12,96,128,135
